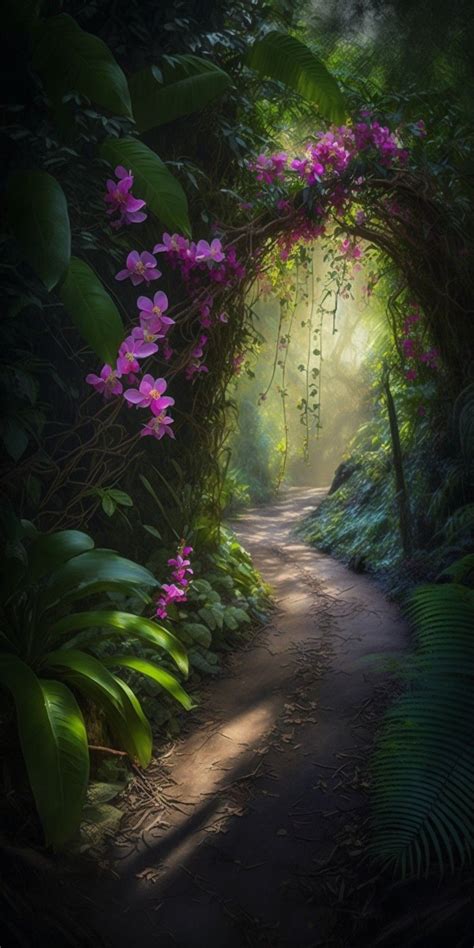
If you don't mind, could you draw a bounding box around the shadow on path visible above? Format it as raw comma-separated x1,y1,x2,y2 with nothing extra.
76,488,409,947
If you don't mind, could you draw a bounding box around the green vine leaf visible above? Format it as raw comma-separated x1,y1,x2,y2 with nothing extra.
6,170,71,291
129,55,232,131
32,14,132,118
59,257,124,364
246,31,346,124
101,137,191,236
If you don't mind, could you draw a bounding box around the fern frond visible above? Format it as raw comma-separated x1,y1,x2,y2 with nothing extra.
370,581,474,878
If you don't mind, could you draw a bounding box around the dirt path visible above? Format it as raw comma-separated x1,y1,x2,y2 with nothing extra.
87,488,408,947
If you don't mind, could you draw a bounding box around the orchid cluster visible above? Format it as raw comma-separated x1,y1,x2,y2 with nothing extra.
401,305,440,382
86,273,176,440
248,118,408,192
88,156,250,439
152,232,245,374
156,543,193,620
248,151,288,185
247,116,414,263
104,165,147,230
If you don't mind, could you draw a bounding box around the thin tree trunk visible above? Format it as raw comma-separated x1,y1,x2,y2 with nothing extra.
383,372,413,556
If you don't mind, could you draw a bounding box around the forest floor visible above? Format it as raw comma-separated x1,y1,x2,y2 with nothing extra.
62,487,411,948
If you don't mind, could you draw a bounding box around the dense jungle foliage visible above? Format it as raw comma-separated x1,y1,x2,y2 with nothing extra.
1,0,473,945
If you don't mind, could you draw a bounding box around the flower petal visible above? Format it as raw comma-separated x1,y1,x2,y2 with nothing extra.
126,250,140,269
123,389,143,404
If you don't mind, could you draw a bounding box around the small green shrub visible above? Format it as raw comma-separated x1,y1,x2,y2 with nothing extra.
0,521,191,848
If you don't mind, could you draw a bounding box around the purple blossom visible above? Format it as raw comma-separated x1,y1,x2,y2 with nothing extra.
124,374,174,416
115,251,161,286
137,292,175,336
195,238,225,263
116,335,158,375
131,326,160,349
86,364,123,399
140,413,175,442
153,233,188,254
104,165,147,229
185,334,208,380
155,582,186,619
402,337,415,358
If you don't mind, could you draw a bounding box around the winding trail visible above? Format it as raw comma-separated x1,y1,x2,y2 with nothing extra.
89,488,408,947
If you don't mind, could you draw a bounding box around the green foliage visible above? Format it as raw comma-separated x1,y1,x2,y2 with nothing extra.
221,468,251,513
100,137,191,236
247,30,346,123
129,55,232,131
0,524,190,848
59,257,124,364
0,655,89,850
370,577,474,878
6,171,71,292
166,528,269,679
31,13,132,118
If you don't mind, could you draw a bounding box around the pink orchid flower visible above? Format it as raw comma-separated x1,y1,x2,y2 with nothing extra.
137,293,175,337
86,364,123,399
195,238,225,263
131,326,159,349
153,233,187,254
115,251,161,286
124,374,174,416
116,335,157,375
138,290,169,318
104,165,147,228
140,414,175,442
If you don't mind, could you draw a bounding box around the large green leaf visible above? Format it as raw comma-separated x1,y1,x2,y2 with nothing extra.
0,655,89,848
101,138,191,236
50,610,188,676
129,55,232,131
112,677,153,767
6,171,71,291
38,549,158,614
32,14,132,118
59,257,124,364
46,649,152,766
105,655,194,710
28,529,95,582
246,31,346,124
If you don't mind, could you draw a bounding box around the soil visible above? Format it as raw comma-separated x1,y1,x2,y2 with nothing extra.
67,487,412,947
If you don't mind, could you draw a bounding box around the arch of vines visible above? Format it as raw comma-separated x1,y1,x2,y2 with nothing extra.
11,111,472,535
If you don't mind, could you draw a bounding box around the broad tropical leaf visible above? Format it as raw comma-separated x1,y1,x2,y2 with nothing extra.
129,55,232,131
46,649,152,766
59,257,124,364
111,677,153,767
38,549,158,613
32,14,132,118
0,655,89,848
28,529,95,582
105,655,194,710
101,137,191,236
246,31,346,124
50,610,189,676
6,171,70,291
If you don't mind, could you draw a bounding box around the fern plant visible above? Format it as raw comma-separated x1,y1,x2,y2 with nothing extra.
0,522,192,849
370,576,474,878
